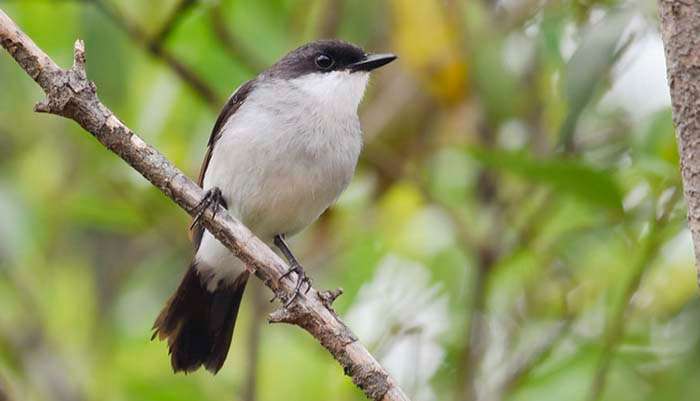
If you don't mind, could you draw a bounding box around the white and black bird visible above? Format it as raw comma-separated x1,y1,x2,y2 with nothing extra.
152,40,396,373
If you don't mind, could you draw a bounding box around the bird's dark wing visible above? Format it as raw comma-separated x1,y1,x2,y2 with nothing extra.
197,79,256,186
191,79,256,248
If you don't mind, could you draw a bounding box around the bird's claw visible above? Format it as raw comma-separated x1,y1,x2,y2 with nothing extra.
190,187,224,229
280,263,313,307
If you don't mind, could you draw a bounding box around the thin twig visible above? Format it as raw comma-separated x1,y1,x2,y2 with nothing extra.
243,285,265,401
455,259,489,401
90,0,222,109
150,0,197,48
0,374,10,401
0,9,410,401
208,3,268,72
585,188,681,401
501,319,573,394
0,272,84,401
454,121,508,401
318,0,344,38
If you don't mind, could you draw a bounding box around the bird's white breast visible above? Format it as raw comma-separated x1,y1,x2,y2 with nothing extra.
195,71,369,288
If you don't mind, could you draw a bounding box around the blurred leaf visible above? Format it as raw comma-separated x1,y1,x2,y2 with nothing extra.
639,109,678,165
40,259,97,347
377,182,425,237
510,344,599,401
539,5,566,65
560,10,633,148
0,187,32,264
472,37,522,123
63,193,146,232
469,148,623,212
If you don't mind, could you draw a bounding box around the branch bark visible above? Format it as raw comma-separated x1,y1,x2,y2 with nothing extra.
658,0,700,288
0,9,410,401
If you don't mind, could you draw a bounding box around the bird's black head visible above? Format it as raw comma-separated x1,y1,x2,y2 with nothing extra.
266,39,397,79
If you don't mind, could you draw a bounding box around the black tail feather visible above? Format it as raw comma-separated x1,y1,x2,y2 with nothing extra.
153,264,248,374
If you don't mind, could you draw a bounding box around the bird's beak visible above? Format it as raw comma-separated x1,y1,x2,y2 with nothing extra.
348,53,397,72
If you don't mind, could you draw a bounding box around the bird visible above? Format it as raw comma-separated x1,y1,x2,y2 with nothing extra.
152,39,396,374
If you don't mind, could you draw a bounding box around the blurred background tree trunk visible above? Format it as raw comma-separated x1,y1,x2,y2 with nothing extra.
658,0,700,289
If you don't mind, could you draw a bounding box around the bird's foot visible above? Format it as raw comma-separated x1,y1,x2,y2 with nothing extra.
279,262,312,306
190,187,224,230
271,234,312,306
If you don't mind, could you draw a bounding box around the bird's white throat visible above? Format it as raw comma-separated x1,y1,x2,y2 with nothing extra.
289,70,370,113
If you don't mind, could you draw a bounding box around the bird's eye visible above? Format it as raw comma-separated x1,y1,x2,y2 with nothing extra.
315,54,334,69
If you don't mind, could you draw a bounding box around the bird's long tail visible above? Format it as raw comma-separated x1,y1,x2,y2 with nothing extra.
152,263,248,373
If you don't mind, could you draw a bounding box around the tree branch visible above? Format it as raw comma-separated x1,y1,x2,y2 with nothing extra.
0,9,410,401
658,0,700,288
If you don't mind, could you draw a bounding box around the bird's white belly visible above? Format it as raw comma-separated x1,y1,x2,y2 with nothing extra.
225,148,355,240
206,120,361,239
194,91,362,288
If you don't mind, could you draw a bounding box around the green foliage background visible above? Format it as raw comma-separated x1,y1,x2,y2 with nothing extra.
0,1,698,401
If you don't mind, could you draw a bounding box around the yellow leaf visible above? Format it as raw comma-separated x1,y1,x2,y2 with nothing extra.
390,0,468,103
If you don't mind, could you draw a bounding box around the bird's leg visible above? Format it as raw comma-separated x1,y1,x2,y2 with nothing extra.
190,187,225,230
273,234,312,306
